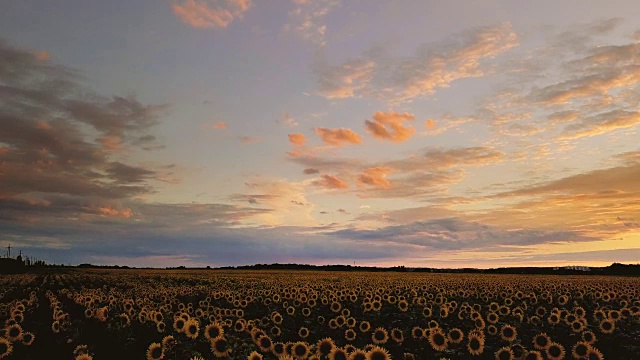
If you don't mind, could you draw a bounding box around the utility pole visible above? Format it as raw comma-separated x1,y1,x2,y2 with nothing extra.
6,244,11,258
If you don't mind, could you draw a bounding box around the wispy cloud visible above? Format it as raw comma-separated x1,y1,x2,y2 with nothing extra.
315,23,518,104
312,174,349,190
172,0,252,29
284,0,339,47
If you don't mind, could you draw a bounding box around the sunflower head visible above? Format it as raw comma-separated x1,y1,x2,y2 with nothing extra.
428,329,448,352
367,346,391,360
495,347,514,360
146,342,163,360
546,342,565,360
317,338,335,357
328,347,348,360
371,327,388,344
291,342,309,360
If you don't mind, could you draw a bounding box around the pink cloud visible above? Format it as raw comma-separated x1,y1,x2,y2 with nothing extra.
172,0,252,29
314,127,362,146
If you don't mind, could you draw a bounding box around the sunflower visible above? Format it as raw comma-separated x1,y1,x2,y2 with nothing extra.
467,332,485,356
359,321,371,333
582,330,596,344
317,338,336,357
248,351,263,360
366,346,391,360
184,319,199,339
571,341,591,358
234,320,246,332
76,355,93,360
422,307,433,317
0,338,12,359
448,328,463,344
390,328,403,343
585,347,604,360
523,350,543,360
211,336,232,358
272,312,283,324
271,326,282,337
428,329,448,352
273,342,286,357
500,325,517,342
345,329,357,341
411,327,424,339
487,325,498,336
21,332,35,346
546,342,565,360
532,333,550,350
6,324,22,342
146,342,164,360
299,327,309,339
74,345,89,356
398,300,409,312
205,323,225,341
255,335,272,353
162,335,176,351
495,347,514,360
291,342,310,360
156,321,166,333
348,350,367,360
329,348,349,360
174,318,186,333
371,327,388,344
599,319,615,334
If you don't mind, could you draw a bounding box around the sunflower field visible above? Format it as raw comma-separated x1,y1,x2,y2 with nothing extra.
1,269,639,359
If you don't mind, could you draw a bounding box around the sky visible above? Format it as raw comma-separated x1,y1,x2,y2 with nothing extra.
1,0,640,268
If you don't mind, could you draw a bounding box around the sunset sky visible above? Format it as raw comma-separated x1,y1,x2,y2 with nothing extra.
1,0,640,268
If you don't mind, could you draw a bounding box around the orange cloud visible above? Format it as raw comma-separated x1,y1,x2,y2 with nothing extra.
425,119,436,129
208,121,227,129
558,110,640,140
314,127,362,146
288,133,306,146
312,174,349,190
317,59,375,99
99,135,124,151
365,111,416,142
172,0,252,29
98,206,133,218
36,51,50,61
358,167,392,189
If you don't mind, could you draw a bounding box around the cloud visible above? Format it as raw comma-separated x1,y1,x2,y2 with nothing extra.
36,50,50,61
312,174,348,190
0,39,168,223
314,127,362,146
235,179,315,226
303,168,320,175
209,121,227,129
364,111,416,142
279,112,298,127
385,146,504,172
288,133,306,145
357,167,391,189
315,23,517,103
172,0,252,29
316,59,375,99
239,136,261,144
558,110,640,140
328,218,593,251
284,0,339,46
290,146,503,198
